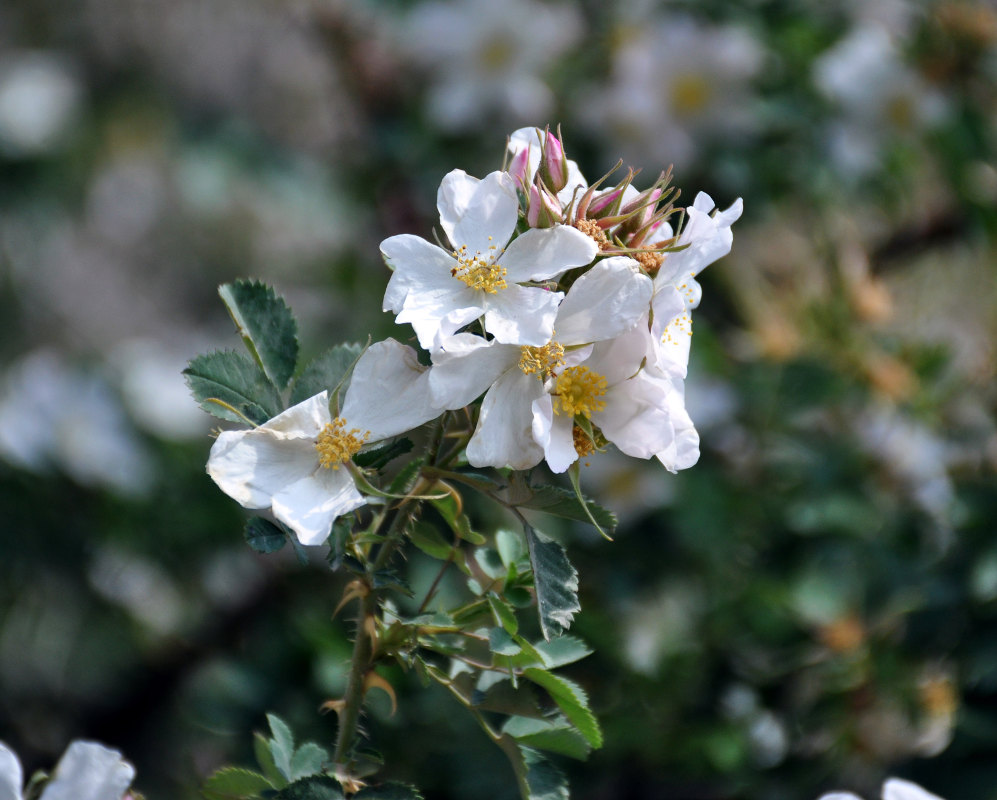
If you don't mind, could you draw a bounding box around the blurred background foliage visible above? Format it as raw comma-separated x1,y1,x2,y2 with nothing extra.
0,0,995,798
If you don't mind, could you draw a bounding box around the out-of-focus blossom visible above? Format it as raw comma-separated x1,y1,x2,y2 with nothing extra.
818,777,945,800
814,25,948,177
0,740,135,800
396,0,584,130
581,16,763,169
0,52,82,157
0,351,152,496
88,547,185,635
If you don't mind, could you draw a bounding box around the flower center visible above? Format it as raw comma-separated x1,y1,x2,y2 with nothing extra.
315,417,370,470
519,340,565,379
551,366,608,418
670,73,712,116
451,241,507,294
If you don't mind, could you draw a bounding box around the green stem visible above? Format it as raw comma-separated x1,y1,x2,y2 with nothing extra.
332,587,377,768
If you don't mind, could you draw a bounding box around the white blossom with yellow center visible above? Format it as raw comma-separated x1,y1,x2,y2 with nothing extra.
381,168,598,349
206,340,441,546
0,739,135,800
428,257,654,471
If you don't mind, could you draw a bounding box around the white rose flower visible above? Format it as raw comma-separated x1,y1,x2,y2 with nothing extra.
381,169,597,349
0,740,134,800
819,777,945,800
206,339,440,546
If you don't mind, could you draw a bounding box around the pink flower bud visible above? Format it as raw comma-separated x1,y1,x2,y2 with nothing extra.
538,131,569,194
527,182,562,228
508,146,530,193
587,186,625,218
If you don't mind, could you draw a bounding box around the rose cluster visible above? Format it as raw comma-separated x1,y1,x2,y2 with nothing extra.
206,128,741,546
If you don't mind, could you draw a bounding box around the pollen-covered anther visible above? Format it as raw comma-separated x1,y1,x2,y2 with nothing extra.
572,425,596,458
315,417,370,470
519,340,565,379
551,366,608,418
573,218,612,250
451,243,508,293
634,250,664,275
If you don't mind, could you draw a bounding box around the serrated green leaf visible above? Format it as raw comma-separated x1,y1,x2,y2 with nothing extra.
496,529,525,567
523,668,602,749
389,456,425,495
267,713,295,781
184,350,283,424
289,742,329,781
502,717,591,761
253,732,287,789
489,627,522,656
289,343,363,406
219,280,298,390
523,525,580,640
408,521,453,560
521,746,570,800
533,636,593,669
431,494,486,545
488,594,519,635
273,776,344,800
354,782,424,799
518,484,617,538
202,767,273,800
244,517,287,554
353,438,413,470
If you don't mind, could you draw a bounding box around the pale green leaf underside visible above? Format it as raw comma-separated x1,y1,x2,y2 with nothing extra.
523,524,580,640
185,350,282,425
219,280,299,390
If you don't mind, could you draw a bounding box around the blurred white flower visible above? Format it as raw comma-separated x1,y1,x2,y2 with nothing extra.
0,52,82,156
581,16,762,169
814,25,948,177
0,350,152,496
207,340,440,545
0,740,135,800
397,0,584,130
819,777,945,800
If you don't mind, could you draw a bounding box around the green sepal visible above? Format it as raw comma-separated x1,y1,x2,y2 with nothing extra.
389,457,425,495
354,782,425,799
184,350,283,425
502,717,591,761
523,668,602,749
353,438,413,470
272,776,345,800
289,343,364,407
201,767,273,800
244,517,287,554
219,280,299,390
523,524,580,640
567,464,614,540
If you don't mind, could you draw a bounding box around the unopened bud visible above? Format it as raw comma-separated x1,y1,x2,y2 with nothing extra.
538,131,569,194
508,146,530,193
587,186,625,219
527,183,562,228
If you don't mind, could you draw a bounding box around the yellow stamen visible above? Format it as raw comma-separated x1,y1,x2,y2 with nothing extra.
551,366,608,418
519,340,565,379
572,425,596,458
315,418,370,470
451,242,507,293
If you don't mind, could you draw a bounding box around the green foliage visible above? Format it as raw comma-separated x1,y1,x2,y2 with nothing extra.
522,669,602,750
523,524,580,641
290,344,364,406
202,768,272,800
219,280,299,391
354,782,424,799
517,484,617,538
184,351,284,425
244,517,287,554
502,717,592,761
273,777,345,800
265,714,331,783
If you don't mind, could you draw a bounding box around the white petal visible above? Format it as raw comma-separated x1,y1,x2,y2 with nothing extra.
437,169,481,243
467,369,544,470
650,285,694,378
449,170,519,257
531,393,577,473
0,744,22,800
429,334,520,409
594,374,677,460
271,467,364,546
499,224,597,283
381,234,457,314
655,195,741,287
883,779,945,800
207,428,319,509
41,741,134,800
262,391,330,437
554,256,652,345
341,339,442,440
816,795,864,800
483,284,562,346
584,324,652,386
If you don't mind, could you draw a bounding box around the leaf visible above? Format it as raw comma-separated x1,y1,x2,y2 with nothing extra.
389,457,425,496
488,594,519,635
489,627,522,657
219,280,299,390
185,350,283,425
503,717,591,761
496,529,525,568
523,668,602,749
253,732,287,789
532,636,593,669
518,484,617,538
408,521,453,560
523,524,580,640
267,713,296,782
202,767,273,800
520,746,570,800
353,438,413,470
289,343,364,406
567,465,615,540
273,776,345,800
354,782,424,800
289,742,330,781
431,494,486,545
244,517,287,554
